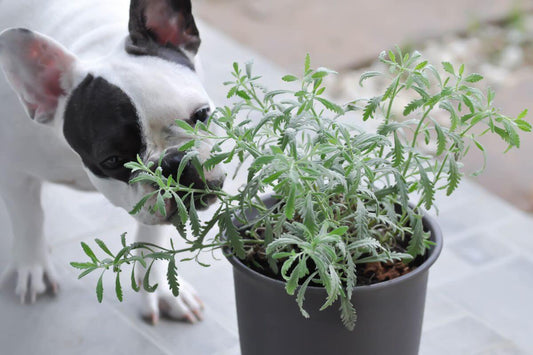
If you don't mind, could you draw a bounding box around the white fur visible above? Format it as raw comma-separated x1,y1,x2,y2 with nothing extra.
0,0,217,322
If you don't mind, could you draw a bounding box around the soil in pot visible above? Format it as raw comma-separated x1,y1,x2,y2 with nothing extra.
240,224,429,287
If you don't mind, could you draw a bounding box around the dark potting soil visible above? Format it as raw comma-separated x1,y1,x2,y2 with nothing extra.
240,239,429,287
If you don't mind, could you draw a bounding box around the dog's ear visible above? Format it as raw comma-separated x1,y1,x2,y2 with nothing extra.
127,0,200,57
0,28,77,124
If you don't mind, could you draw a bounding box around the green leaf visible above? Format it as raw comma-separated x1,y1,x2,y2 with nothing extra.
502,119,520,148
281,253,299,279
285,262,302,295
96,272,104,303
442,62,455,75
175,119,195,133
392,132,404,167
315,97,344,114
81,242,98,264
155,192,166,216
416,158,435,210
77,268,97,279
285,185,297,220
359,71,381,86
362,96,382,121
304,53,311,73
403,99,424,116
414,60,428,71
131,265,140,292
95,239,114,258
388,50,396,63
355,199,369,238
462,94,475,113
251,155,275,169
282,75,298,82
189,198,200,237
465,73,483,83
177,139,196,152
115,272,123,302
70,262,96,270
167,258,180,297
406,215,428,257
236,90,251,100
222,213,245,259
121,233,127,247
340,296,357,331
515,119,532,132
329,226,349,236
320,265,341,310
439,101,459,131
129,192,156,215
517,109,528,120
204,153,231,170
296,272,318,319
434,123,447,156
143,262,159,293
226,86,237,98
446,158,461,196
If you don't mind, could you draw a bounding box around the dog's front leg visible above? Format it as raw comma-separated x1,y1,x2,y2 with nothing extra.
0,172,58,303
135,223,204,325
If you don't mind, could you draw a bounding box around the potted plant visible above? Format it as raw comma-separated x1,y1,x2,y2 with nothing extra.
72,49,529,355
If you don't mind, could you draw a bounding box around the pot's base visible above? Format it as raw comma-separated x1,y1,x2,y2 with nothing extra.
232,262,429,355
228,211,442,355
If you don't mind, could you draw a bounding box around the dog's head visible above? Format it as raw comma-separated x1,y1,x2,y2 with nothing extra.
0,0,225,224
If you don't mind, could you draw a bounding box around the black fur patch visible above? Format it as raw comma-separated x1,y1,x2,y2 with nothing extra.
64,75,145,183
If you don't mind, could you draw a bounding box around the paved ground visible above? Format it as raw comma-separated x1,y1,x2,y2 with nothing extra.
195,0,532,72
1,19,533,355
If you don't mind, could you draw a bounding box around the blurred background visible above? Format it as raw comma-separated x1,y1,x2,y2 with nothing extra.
196,0,533,212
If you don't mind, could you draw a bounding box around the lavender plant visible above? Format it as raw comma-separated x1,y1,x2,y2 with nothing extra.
72,49,529,329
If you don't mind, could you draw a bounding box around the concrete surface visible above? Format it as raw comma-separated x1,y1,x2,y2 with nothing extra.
195,0,532,72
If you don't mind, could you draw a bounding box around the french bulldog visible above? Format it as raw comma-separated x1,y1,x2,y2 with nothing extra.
0,0,225,324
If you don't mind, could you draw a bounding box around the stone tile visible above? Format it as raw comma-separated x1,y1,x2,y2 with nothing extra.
494,214,533,254
423,291,466,331
213,345,241,355
448,232,514,266
53,226,240,355
427,240,475,289
0,261,170,355
419,316,509,355
433,184,517,240
474,341,529,355
439,258,533,352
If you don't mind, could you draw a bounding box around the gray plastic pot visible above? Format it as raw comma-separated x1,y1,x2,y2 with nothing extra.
225,203,443,355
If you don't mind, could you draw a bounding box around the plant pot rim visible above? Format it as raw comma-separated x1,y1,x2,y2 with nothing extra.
224,209,443,294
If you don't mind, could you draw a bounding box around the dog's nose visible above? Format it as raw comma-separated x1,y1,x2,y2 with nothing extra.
160,150,186,179
207,176,225,190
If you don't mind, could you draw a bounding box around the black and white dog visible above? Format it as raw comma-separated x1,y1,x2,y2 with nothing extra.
0,0,225,324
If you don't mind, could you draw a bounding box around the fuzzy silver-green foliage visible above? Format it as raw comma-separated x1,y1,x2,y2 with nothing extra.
72,49,530,330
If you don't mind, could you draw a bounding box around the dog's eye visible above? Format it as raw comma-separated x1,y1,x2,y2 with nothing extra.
191,107,210,124
100,156,126,170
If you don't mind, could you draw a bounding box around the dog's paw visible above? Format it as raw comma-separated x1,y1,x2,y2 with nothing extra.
140,276,204,325
0,259,59,304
